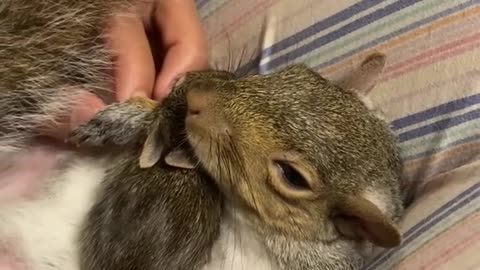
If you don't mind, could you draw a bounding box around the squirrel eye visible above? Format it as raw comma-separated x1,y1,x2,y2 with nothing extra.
275,161,311,190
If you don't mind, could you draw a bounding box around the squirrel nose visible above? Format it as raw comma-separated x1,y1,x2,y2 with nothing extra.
186,87,212,117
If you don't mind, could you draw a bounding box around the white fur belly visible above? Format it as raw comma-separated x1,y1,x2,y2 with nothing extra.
0,156,107,270
202,210,277,270
0,157,277,270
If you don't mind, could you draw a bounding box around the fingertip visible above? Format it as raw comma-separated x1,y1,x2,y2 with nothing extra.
130,90,149,99
152,0,209,100
69,93,106,130
153,75,174,100
107,13,155,102
36,92,106,140
153,47,209,100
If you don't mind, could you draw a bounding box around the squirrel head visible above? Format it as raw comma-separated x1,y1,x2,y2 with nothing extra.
143,53,403,269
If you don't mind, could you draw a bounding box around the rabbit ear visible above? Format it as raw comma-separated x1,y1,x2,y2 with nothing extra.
336,53,386,95
165,149,196,169
139,123,164,168
331,193,401,248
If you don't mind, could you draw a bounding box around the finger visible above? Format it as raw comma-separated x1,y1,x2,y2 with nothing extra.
154,0,206,47
69,92,107,132
153,0,209,99
153,45,208,99
107,11,156,102
37,91,106,140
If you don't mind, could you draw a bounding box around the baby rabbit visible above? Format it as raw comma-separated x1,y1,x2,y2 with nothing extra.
71,53,406,270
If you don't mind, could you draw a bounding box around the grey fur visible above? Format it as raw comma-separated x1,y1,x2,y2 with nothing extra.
172,65,404,269
74,64,405,270
72,73,226,270
0,0,131,151
80,147,222,270
69,101,153,146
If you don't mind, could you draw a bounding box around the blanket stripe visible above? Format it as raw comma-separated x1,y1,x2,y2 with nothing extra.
364,183,479,269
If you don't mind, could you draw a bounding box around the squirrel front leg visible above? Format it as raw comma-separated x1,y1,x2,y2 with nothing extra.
68,97,158,147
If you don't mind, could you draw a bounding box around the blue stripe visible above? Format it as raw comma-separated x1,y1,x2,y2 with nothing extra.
235,55,261,76
238,0,478,75
259,0,423,72
402,134,480,161
397,109,480,143
391,94,480,130
313,0,480,71
196,0,209,10
363,183,480,270
262,0,384,57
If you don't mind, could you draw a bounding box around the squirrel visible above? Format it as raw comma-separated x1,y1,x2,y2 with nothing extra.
68,53,406,270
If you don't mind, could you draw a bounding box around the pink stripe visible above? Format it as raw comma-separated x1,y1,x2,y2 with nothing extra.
395,215,480,269
402,145,480,184
465,261,480,270
320,13,480,80
213,0,329,63
380,69,480,113
426,233,480,269
208,0,275,43
384,31,480,74
381,33,480,82
380,16,480,70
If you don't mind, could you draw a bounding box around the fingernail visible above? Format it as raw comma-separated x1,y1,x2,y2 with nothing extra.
165,74,186,94
154,73,185,100
130,90,148,99
165,80,176,95
69,98,105,131
174,74,186,88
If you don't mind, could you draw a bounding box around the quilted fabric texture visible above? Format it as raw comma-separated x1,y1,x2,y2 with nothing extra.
196,0,480,269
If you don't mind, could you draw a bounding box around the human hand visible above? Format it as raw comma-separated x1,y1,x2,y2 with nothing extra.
45,0,208,140
110,0,209,102
0,0,208,201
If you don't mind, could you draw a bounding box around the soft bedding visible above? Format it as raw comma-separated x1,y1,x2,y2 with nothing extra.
196,0,480,269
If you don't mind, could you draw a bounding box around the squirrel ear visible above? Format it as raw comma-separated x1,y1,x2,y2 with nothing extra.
164,149,196,169
331,193,401,248
139,124,163,168
336,53,386,95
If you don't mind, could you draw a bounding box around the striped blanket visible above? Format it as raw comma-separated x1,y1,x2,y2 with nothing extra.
196,0,480,269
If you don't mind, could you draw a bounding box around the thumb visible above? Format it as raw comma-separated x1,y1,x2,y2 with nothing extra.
153,44,208,100
37,91,106,140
